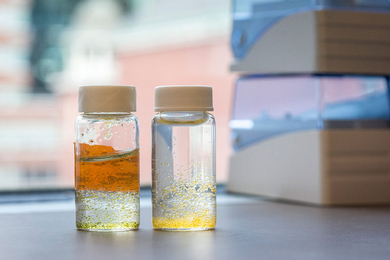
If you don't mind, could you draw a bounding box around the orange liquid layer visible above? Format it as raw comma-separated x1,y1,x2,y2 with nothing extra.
75,143,139,192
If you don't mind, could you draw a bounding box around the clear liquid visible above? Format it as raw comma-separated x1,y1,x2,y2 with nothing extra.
75,190,139,231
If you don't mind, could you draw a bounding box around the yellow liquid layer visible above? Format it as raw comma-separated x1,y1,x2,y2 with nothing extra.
152,173,216,230
153,210,216,229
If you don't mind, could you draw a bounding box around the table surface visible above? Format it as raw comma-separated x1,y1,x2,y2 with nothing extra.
1,194,390,260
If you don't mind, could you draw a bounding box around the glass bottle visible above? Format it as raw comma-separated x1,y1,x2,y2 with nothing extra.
74,85,139,231
152,86,216,231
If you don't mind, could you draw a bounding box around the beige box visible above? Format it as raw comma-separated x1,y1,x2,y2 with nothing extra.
231,10,390,76
227,130,390,205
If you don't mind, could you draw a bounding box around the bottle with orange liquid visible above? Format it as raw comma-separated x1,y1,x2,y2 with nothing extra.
152,86,216,231
75,85,139,231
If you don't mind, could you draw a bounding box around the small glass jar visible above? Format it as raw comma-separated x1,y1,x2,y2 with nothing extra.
152,86,216,231
74,85,139,231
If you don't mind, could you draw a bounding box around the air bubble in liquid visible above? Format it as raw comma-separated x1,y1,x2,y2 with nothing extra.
104,130,112,139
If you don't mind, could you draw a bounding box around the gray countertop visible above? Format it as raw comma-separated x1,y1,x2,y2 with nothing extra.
1,196,390,260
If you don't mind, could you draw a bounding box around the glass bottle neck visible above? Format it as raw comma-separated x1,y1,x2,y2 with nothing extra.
157,111,208,115
156,111,210,124
83,112,132,115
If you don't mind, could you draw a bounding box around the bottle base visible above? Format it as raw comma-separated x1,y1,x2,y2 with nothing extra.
153,227,215,232
77,228,138,232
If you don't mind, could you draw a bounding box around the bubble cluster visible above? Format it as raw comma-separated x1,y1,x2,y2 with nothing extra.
152,171,216,230
76,190,140,230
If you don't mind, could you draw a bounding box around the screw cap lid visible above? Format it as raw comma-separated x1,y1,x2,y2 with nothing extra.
78,85,136,113
154,85,213,112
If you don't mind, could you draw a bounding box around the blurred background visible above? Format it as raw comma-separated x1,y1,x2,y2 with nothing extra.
0,0,234,190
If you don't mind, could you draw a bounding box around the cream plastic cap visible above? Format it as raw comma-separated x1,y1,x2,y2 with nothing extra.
78,85,136,113
154,85,213,112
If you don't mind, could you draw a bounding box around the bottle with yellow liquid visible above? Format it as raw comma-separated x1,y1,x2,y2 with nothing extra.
152,86,216,231
75,85,139,231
